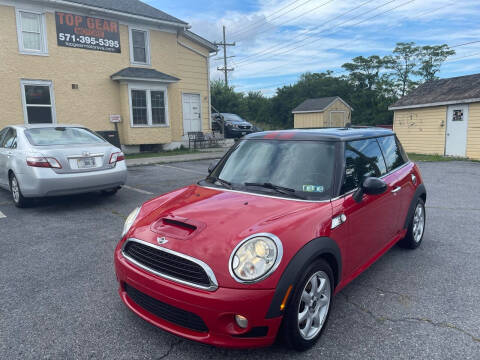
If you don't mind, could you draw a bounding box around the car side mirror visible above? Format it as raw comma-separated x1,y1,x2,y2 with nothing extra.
352,177,387,203
208,161,218,174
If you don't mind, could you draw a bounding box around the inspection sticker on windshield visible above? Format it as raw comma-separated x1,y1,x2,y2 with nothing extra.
302,185,324,193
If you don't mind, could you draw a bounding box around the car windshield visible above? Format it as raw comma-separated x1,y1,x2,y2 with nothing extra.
222,114,244,122
25,127,106,146
206,139,335,200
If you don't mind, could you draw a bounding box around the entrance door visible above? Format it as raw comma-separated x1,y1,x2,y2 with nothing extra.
446,105,469,156
182,94,201,135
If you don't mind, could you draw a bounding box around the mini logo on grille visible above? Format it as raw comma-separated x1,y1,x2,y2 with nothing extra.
82,151,90,157
157,237,168,245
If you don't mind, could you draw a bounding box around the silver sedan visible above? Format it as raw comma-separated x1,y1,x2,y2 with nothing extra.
0,124,127,207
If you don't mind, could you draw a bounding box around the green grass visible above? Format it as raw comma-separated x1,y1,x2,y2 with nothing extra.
408,153,479,162
125,148,201,160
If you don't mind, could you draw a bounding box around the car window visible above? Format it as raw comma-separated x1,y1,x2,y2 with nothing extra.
24,127,106,146
3,129,17,149
342,138,387,194
377,135,407,171
0,128,9,147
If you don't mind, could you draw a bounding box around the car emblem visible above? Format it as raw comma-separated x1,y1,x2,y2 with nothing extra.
157,237,168,245
82,151,90,157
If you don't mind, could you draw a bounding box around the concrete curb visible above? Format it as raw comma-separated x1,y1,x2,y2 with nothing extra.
126,151,227,167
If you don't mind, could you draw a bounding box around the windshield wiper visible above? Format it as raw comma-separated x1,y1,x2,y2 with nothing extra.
244,182,305,199
209,177,233,189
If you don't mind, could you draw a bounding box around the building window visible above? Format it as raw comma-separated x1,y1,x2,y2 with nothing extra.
21,80,56,124
130,29,150,64
16,10,47,55
130,88,168,127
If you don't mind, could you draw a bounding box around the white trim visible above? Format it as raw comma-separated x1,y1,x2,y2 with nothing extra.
329,111,346,127
207,56,212,130
181,92,202,135
181,31,217,52
20,79,57,124
15,8,48,56
40,0,188,29
128,83,169,128
389,98,480,110
177,40,208,58
129,27,151,66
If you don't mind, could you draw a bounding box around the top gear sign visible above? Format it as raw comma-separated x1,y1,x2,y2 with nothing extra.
55,12,121,53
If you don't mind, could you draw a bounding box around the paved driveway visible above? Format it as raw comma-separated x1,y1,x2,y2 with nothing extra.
0,160,479,359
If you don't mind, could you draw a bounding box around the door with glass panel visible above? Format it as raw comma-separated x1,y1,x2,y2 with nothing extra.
182,93,202,135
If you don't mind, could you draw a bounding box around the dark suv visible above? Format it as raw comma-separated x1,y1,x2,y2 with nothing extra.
212,113,254,138
115,128,426,350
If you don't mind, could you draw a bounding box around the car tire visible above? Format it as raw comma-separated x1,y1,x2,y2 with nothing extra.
101,188,119,196
281,259,334,351
10,173,29,208
398,198,426,249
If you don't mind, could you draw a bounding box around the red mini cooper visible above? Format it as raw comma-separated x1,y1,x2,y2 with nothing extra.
114,128,426,351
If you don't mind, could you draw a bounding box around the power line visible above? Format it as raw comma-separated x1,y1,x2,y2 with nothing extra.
214,26,236,86
230,0,314,38
234,0,377,65
237,0,414,67
451,40,480,48
234,0,334,41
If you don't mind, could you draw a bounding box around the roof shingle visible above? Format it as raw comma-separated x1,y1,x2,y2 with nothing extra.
292,97,349,113
390,73,480,109
111,67,180,82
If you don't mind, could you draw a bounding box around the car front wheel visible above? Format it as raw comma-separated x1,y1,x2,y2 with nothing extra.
10,173,29,208
281,259,333,351
399,198,426,249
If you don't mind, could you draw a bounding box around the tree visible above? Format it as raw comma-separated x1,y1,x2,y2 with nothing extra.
385,42,420,97
210,80,245,115
417,44,455,82
341,55,385,90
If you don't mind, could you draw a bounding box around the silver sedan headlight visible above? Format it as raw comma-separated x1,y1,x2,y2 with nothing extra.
229,233,283,283
122,207,141,237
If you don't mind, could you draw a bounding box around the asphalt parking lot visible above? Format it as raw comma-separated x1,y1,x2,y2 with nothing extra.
1,160,479,359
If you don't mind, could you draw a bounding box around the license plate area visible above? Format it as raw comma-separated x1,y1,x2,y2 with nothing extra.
77,157,96,168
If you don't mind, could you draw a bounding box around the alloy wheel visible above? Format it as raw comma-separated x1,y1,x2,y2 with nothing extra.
297,270,331,340
412,203,425,243
11,176,20,203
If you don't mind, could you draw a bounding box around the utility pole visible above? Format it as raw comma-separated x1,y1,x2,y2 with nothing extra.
214,26,235,86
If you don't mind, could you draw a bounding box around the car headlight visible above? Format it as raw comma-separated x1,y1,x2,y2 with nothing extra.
122,207,141,237
229,233,283,283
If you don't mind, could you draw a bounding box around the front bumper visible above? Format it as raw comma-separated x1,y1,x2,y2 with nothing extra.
114,246,282,348
20,162,127,197
225,127,254,137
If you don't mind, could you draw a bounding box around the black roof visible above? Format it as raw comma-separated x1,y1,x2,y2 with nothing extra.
244,128,393,141
390,73,480,109
111,67,180,82
63,0,187,25
292,96,351,113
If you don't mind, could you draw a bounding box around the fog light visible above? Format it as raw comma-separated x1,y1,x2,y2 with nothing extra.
235,315,248,329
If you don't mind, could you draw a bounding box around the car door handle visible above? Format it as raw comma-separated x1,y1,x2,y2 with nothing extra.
391,186,401,194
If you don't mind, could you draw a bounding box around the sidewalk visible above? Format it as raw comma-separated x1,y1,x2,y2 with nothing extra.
125,148,228,167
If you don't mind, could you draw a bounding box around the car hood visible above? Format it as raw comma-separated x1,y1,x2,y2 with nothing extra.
128,184,330,288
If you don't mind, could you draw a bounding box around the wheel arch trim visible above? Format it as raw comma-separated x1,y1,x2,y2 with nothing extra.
265,236,341,319
403,184,426,230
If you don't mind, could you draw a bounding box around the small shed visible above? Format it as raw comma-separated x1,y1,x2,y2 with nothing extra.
389,73,480,159
292,96,352,128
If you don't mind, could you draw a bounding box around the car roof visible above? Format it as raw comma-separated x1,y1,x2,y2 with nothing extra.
244,127,394,141
7,124,87,131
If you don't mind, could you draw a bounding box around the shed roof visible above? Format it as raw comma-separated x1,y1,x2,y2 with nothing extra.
58,0,187,25
292,96,352,113
389,73,480,110
111,67,180,83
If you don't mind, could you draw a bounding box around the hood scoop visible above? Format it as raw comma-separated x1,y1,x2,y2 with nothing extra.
150,215,206,240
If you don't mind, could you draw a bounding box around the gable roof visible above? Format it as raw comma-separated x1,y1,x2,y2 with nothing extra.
50,0,188,26
111,67,180,83
389,73,480,110
292,96,352,113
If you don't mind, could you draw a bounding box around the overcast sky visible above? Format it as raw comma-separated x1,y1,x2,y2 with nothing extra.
146,0,480,96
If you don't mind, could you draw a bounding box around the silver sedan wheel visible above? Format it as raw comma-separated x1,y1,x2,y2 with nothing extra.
11,176,20,203
412,203,425,243
298,270,331,340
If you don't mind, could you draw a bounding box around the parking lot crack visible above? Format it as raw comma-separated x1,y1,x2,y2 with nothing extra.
340,293,480,343
156,339,183,360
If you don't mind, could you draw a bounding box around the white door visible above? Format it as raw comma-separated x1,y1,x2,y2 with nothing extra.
182,94,202,135
446,105,469,156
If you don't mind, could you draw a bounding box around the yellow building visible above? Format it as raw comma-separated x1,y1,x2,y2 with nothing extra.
389,73,480,160
0,0,217,152
292,97,352,129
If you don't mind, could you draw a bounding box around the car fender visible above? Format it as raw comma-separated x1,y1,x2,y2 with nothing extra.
403,183,426,230
265,236,341,319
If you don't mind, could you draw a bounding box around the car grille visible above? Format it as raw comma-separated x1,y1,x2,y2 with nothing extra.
123,240,213,289
125,283,208,332
239,125,251,129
